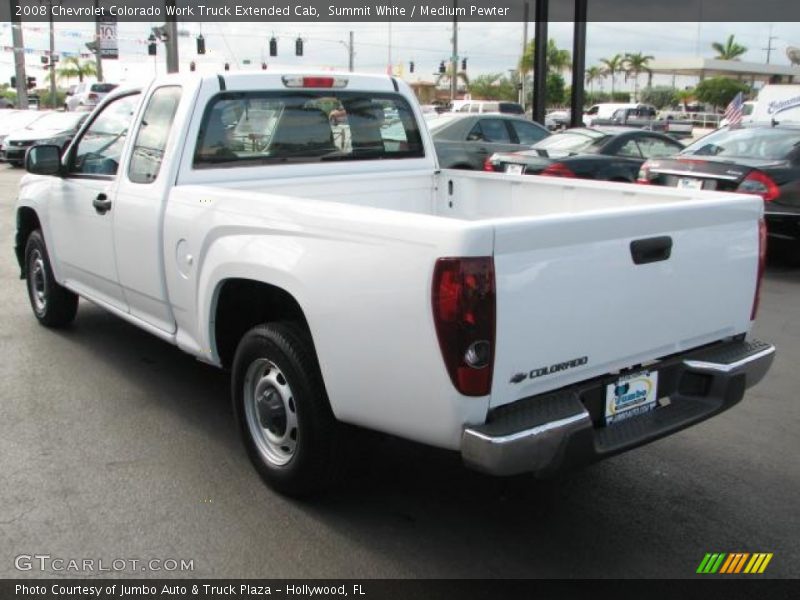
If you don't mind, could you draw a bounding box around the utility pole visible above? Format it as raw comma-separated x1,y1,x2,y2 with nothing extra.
10,1,28,109
450,0,458,102
348,30,354,72
532,0,548,125
762,24,777,64
164,0,179,73
520,2,529,108
48,0,56,107
93,0,103,82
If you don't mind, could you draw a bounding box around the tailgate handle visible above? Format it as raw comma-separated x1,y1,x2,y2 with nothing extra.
630,236,672,265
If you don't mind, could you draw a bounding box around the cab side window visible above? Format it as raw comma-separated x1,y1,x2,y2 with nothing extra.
129,86,182,184
70,93,140,176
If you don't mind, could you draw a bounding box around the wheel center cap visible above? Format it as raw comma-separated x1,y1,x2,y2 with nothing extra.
256,387,287,436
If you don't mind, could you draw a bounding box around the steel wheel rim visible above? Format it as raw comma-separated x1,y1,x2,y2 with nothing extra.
29,249,47,314
243,358,298,467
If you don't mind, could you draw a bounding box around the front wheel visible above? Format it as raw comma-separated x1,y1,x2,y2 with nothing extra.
25,230,79,327
232,323,347,496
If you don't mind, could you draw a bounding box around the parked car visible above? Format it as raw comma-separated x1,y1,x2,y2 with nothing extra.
486,128,685,181
15,72,774,496
452,100,526,116
592,106,695,139
64,82,118,112
3,111,88,166
0,97,14,109
583,102,646,127
0,110,51,162
430,113,550,169
638,123,800,252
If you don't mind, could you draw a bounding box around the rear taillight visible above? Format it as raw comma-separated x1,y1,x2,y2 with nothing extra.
751,219,767,321
432,257,495,396
736,170,780,202
636,162,652,184
88,93,98,101
483,157,496,172
541,162,576,178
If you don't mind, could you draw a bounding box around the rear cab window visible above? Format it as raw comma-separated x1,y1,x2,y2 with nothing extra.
193,90,424,169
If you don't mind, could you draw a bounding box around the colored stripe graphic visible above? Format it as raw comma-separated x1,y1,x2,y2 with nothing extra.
701,552,773,574
734,553,750,573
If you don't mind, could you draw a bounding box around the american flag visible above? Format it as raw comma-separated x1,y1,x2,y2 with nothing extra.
724,92,745,127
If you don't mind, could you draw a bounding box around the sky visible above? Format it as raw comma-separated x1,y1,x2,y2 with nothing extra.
2,20,799,91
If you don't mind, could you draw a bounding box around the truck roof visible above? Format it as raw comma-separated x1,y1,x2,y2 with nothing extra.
118,70,402,95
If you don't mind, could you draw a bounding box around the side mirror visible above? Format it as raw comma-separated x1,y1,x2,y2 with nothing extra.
26,145,62,176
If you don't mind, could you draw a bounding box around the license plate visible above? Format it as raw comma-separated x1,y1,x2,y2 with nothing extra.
605,370,659,426
677,177,703,190
505,164,524,175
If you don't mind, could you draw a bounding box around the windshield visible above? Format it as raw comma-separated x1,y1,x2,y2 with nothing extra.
532,129,607,153
90,83,117,93
26,112,85,131
682,127,800,160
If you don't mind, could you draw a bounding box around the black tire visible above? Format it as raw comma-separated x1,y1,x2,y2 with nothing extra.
232,322,346,496
24,229,78,327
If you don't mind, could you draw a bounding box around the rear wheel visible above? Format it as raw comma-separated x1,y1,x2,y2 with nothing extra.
232,323,346,496
24,230,78,327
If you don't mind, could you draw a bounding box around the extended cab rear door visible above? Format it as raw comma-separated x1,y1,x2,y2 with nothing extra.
112,85,184,333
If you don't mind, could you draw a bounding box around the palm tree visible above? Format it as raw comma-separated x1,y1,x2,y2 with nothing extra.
56,56,97,83
675,89,694,111
520,39,572,75
711,35,748,60
624,52,654,100
585,66,603,94
600,54,625,97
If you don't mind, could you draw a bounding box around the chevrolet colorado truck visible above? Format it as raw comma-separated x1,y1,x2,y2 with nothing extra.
14,72,775,496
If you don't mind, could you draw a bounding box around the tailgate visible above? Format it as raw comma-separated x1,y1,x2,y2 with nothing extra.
489,196,762,408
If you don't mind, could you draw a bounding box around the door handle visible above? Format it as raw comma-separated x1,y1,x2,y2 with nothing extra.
630,236,672,265
93,193,112,215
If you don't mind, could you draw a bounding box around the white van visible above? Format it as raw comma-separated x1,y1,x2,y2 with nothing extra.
583,102,638,126
751,84,800,123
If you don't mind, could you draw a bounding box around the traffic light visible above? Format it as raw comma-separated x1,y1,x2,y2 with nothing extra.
269,37,277,57
190,61,196,72
196,34,205,55
148,33,157,56
295,37,303,57
40,55,49,65
10,76,16,88
224,62,230,71
461,58,467,70
409,61,415,73
261,62,267,70
439,61,446,74
26,76,36,89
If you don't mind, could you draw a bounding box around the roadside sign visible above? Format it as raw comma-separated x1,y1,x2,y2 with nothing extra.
98,16,118,59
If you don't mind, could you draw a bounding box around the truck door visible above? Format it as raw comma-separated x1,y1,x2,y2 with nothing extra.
48,92,141,311
113,85,183,333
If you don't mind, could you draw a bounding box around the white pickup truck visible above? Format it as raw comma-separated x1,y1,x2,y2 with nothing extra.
15,72,775,496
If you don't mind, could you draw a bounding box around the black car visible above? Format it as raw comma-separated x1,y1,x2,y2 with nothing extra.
430,113,550,170
485,127,685,181
638,124,800,249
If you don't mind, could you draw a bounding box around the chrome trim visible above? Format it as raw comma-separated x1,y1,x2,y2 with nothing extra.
462,409,591,476
650,168,741,181
683,345,775,374
464,413,589,445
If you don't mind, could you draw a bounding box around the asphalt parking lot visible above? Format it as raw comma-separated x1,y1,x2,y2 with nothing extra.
0,163,797,579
